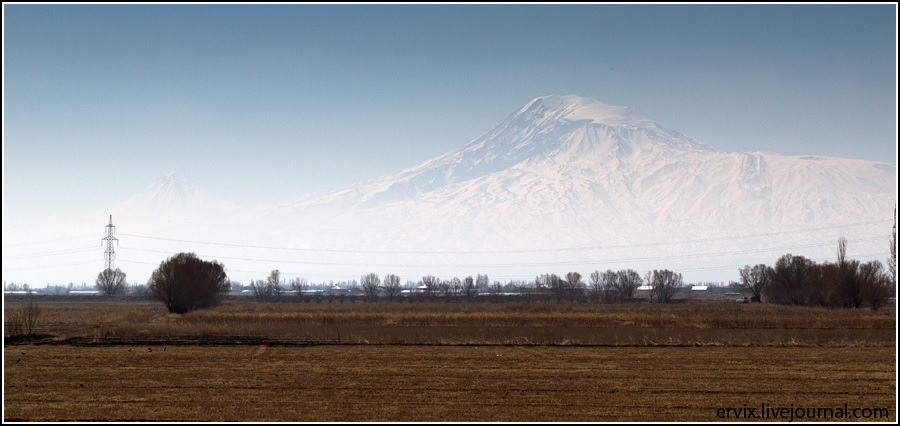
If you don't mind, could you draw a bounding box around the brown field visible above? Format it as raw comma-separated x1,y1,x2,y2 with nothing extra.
3,297,897,421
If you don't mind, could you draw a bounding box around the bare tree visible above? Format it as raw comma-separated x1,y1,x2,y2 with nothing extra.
95,268,128,296
535,274,551,298
250,279,271,302
588,270,603,303
476,274,490,293
249,270,280,302
649,269,683,303
616,269,642,302
764,254,817,306
890,207,897,291
383,274,402,302
565,272,583,301
6,301,41,336
422,275,439,301
738,264,772,303
462,276,478,301
146,252,229,314
832,238,863,308
859,260,891,310
443,278,461,301
361,273,381,302
268,270,283,301
547,274,567,302
601,270,618,303
291,277,309,302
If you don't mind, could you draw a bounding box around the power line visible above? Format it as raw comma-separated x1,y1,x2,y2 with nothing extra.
119,250,891,283
2,246,99,261
1,233,105,248
116,235,887,270
110,199,890,233
116,218,890,255
2,259,100,271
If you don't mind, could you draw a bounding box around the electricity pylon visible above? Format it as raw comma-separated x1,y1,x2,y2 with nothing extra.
101,215,118,271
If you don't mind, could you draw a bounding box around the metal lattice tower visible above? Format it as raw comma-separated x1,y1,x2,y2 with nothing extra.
101,215,118,271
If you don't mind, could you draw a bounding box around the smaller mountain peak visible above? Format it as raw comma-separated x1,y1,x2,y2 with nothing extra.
159,172,190,182
521,94,654,128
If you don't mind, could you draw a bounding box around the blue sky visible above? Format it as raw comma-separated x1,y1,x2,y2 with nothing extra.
3,4,897,218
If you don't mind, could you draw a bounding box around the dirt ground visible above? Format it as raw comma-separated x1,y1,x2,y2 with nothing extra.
3,344,895,422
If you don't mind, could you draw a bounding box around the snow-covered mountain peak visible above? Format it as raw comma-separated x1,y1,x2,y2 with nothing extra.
521,94,652,128
107,173,240,221
149,172,200,197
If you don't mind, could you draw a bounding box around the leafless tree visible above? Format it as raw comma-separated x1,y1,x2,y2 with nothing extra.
361,273,381,302
859,260,891,310
738,264,772,303
601,270,618,303
383,274,402,302
535,274,551,295
462,276,478,301
649,269,683,303
249,271,278,302
546,274,567,302
422,275,439,301
250,279,271,302
95,268,128,296
832,238,864,308
764,254,817,306
7,300,42,336
890,207,897,291
291,277,309,302
20,301,41,335
588,270,603,303
443,278,461,301
616,269,642,302
268,270,284,301
476,274,490,293
564,272,583,301
146,252,229,314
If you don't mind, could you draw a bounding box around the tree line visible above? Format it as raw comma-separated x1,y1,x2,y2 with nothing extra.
738,237,894,310
90,223,896,315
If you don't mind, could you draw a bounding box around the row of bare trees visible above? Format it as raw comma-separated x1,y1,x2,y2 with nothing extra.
539,269,683,303
241,269,687,304
739,238,894,309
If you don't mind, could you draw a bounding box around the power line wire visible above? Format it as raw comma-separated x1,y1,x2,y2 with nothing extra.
116,218,890,255
115,234,887,270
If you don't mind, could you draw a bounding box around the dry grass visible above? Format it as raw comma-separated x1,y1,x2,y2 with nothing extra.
3,297,895,347
4,297,895,421
4,345,894,422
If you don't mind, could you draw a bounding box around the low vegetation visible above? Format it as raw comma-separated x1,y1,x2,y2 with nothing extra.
5,345,894,422
4,297,894,347
4,295,895,422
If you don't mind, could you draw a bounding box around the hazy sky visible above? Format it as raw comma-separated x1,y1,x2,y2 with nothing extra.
3,4,897,218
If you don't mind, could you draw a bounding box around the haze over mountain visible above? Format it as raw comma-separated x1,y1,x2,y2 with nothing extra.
3,95,895,286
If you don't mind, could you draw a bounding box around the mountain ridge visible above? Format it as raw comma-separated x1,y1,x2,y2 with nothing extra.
82,95,900,283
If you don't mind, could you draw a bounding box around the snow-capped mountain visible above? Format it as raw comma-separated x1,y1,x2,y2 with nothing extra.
4,95,895,286
106,173,240,222
258,95,895,234
217,95,894,284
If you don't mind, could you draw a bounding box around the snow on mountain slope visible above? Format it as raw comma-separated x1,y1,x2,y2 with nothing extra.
107,173,240,220
240,94,895,283
259,95,893,231
4,95,894,286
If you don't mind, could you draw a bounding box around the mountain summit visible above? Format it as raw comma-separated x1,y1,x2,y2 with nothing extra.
249,94,894,281
108,173,239,221
91,95,897,283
